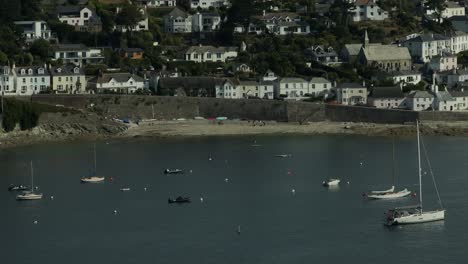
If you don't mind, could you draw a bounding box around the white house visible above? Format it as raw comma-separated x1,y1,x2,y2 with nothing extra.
450,89,468,110
135,0,176,7
52,44,104,65
13,21,52,42
435,69,468,88
190,0,231,9
368,86,406,109
184,45,238,63
0,66,16,95
192,12,221,32
57,6,102,32
164,7,193,33
262,70,278,81
389,71,422,85
427,1,465,20
114,7,149,32
402,31,468,62
309,77,332,97
405,90,434,111
335,83,367,105
274,77,310,100
215,79,274,99
13,65,51,95
429,52,457,72
351,0,389,22
248,12,310,35
88,73,145,94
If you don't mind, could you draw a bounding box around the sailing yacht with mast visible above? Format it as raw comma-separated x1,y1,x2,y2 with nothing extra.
16,161,43,200
386,120,445,225
81,144,105,183
366,138,411,199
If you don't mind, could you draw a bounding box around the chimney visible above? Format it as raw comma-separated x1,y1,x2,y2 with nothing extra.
362,80,366,87
263,10,266,17
462,88,464,92
399,82,403,90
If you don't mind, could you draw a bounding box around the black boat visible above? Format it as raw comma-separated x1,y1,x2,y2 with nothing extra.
164,169,184,174
168,196,191,204
8,185,29,191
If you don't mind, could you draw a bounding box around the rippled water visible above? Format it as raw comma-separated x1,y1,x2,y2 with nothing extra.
1,135,466,263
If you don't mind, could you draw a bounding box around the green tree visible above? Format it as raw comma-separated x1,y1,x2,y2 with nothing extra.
29,39,50,62
329,0,355,27
0,51,8,64
424,0,447,22
115,4,144,32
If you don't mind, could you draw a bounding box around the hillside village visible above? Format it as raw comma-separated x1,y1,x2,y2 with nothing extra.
3,0,468,112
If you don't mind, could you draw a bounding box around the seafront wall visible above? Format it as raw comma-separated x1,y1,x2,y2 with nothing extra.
21,95,326,122
15,95,468,124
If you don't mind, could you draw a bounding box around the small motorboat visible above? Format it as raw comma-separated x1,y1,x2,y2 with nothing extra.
323,179,340,187
164,169,184,174
275,154,292,158
120,187,131,192
366,188,412,200
81,176,105,183
168,196,191,204
8,185,29,191
16,191,43,200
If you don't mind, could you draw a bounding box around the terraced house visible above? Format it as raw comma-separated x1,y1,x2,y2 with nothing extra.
50,65,86,94
184,45,238,63
14,65,51,95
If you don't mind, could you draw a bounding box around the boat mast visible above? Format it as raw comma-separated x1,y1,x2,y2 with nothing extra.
417,120,423,212
94,144,97,175
392,137,396,187
30,161,34,191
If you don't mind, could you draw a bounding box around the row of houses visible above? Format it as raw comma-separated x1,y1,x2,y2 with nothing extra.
136,0,230,9
0,64,145,95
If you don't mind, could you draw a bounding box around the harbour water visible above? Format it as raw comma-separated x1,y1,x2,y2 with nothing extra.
1,135,467,263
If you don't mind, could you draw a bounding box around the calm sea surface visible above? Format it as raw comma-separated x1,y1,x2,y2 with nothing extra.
1,135,467,263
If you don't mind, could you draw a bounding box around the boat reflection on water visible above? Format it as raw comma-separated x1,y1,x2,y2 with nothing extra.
327,185,340,192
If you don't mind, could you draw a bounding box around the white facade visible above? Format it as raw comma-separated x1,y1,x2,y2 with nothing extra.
427,1,465,19
215,79,274,99
369,97,406,109
0,66,15,95
429,54,457,72
352,0,389,22
309,77,332,97
192,12,221,32
403,32,468,62
275,78,310,100
164,8,193,33
12,66,50,96
53,45,104,65
391,72,422,85
406,91,434,111
90,73,145,94
247,12,310,35
335,84,367,105
139,0,176,7
185,46,238,63
58,7,94,26
190,0,230,9
13,21,52,42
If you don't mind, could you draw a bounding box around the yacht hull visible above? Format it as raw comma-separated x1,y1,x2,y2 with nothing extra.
367,189,412,200
389,210,445,225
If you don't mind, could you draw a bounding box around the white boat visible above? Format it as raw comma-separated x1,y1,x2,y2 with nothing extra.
17,161,43,201
81,144,105,183
386,120,445,226
323,179,340,187
275,154,292,158
120,188,131,192
367,138,412,200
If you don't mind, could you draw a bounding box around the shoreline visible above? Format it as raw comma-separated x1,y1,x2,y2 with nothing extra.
2,120,468,149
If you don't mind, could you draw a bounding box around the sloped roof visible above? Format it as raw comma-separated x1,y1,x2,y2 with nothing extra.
279,77,307,83
362,44,411,61
450,90,468,97
336,83,365,89
15,66,49,76
407,90,434,98
355,0,377,6
370,86,404,98
53,44,89,51
254,12,299,21
309,77,330,84
436,91,455,101
159,77,221,90
446,1,463,8
50,64,85,76
166,7,189,18
406,33,450,42
90,73,144,84
344,44,363,56
186,45,237,53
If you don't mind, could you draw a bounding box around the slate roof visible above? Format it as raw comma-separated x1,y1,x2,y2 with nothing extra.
90,73,144,84
15,66,49,76
309,77,331,84
450,90,468,97
186,45,237,53
446,1,463,8
336,83,365,89
407,90,434,98
166,7,189,18
278,77,308,83
449,16,468,22
53,44,90,51
435,91,455,101
406,33,450,42
50,64,85,76
370,86,404,98
388,70,422,77
361,44,411,61
344,44,363,56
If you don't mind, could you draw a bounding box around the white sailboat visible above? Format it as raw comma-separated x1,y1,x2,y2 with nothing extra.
386,120,445,225
16,161,43,201
367,138,412,200
323,178,340,187
81,144,105,183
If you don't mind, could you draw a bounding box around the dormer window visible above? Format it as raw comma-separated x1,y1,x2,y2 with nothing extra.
21,69,26,75
38,68,44,74
57,68,62,73
28,69,33,75
74,67,80,74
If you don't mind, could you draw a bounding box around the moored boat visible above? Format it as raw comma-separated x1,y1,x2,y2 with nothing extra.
16,162,42,201
367,188,412,200
323,179,340,187
168,196,191,204
164,169,184,174
81,176,105,183
8,185,29,191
